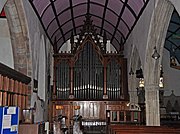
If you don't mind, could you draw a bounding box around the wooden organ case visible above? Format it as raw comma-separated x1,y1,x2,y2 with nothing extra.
50,15,130,131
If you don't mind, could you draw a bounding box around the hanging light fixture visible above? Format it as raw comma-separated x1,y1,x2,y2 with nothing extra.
136,67,144,88
151,0,160,60
136,67,143,78
152,46,160,60
159,65,164,88
170,56,177,66
170,48,177,66
129,67,134,75
139,78,145,88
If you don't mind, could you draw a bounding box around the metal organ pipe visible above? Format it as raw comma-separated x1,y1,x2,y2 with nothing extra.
55,41,124,100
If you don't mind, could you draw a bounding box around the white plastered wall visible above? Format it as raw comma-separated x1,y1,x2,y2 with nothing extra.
162,49,180,96
169,0,180,14
0,18,14,68
0,0,7,12
22,0,52,122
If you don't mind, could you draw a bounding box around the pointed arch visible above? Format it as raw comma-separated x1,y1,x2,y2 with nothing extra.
4,0,31,76
128,45,141,104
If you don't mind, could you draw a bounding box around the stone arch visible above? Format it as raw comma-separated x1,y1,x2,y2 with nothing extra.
4,0,31,76
128,45,142,104
144,0,174,126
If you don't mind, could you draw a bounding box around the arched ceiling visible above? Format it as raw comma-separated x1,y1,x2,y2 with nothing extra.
28,0,149,51
165,10,180,63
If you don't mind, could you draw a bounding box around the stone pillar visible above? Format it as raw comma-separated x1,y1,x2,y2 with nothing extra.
128,74,138,103
143,0,174,126
128,46,141,104
145,85,160,126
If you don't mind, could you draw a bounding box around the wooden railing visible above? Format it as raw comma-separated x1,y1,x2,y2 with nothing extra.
0,63,31,120
108,125,180,134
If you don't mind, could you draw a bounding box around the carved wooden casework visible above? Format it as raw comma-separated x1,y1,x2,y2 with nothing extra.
53,15,129,101
50,15,130,129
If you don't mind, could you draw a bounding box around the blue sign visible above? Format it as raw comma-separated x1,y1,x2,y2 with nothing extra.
0,106,19,134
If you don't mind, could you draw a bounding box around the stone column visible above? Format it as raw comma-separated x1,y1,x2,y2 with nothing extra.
128,74,138,104
145,85,160,126
144,0,174,126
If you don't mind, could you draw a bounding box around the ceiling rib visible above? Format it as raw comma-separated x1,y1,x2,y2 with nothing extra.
170,20,180,25
87,0,90,14
56,25,121,51
69,0,76,35
50,0,65,43
166,27,180,39
123,0,149,47
111,0,128,50
167,30,180,38
28,0,54,46
46,2,131,33
166,40,179,49
40,3,51,18
100,0,109,35
46,3,87,31
29,0,149,51
50,13,126,43
125,4,137,18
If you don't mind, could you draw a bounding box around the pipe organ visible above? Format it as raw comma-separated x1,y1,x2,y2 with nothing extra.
53,15,129,101
54,41,128,101
107,59,121,100
51,15,130,132
56,60,70,99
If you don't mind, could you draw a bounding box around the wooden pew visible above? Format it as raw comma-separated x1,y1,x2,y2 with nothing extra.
108,125,180,134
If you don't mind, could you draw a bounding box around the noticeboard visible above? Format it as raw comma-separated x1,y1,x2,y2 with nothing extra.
0,106,19,134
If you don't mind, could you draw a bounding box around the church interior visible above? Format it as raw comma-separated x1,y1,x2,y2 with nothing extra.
0,0,180,133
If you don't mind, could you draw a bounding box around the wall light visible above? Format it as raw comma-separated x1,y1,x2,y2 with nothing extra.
159,65,164,88
129,67,134,75
152,46,160,60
